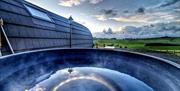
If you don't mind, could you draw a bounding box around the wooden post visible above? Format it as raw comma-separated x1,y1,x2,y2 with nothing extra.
0,18,15,54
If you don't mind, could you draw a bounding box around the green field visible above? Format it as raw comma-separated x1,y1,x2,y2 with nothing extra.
94,38,180,56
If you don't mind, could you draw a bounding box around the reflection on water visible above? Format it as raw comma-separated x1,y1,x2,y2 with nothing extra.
28,67,154,91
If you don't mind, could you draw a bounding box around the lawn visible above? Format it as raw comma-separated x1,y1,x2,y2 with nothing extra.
94,38,180,56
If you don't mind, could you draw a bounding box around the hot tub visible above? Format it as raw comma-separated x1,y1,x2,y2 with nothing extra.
0,49,180,91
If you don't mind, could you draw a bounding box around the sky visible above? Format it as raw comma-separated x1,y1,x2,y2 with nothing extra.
26,0,180,33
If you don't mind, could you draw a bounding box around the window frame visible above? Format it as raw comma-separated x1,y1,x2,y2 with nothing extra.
24,5,54,22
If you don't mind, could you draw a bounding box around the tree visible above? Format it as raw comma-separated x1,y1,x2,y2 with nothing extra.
107,28,113,34
103,29,107,34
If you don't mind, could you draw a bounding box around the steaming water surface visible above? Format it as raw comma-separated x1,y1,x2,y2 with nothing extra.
28,67,154,91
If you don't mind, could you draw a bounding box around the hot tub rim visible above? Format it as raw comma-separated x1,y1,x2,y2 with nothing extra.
0,48,179,69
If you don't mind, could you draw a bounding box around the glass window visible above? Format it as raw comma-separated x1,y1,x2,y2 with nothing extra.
25,5,53,22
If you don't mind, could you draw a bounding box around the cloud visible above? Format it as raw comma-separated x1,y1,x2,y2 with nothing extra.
89,0,103,4
59,0,82,7
159,0,179,7
174,8,180,12
59,0,103,7
94,15,107,21
114,0,180,25
119,0,180,25
95,7,178,24
110,15,149,23
100,9,118,17
149,0,180,10
136,7,145,14
110,10,178,25
94,9,118,21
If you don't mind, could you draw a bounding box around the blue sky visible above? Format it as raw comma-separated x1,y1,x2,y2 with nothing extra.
26,0,180,33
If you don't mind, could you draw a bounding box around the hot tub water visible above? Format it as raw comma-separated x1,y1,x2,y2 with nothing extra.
28,67,154,91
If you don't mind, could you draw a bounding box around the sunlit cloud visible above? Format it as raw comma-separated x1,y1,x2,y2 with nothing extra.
89,0,103,4
175,20,180,22
59,0,82,7
110,11,177,24
110,15,149,23
59,0,103,7
94,15,107,21
118,26,126,31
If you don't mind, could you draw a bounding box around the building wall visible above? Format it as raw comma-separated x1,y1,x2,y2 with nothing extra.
0,0,93,55
0,31,1,56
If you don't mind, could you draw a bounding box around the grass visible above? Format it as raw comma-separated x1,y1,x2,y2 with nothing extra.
94,38,180,56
